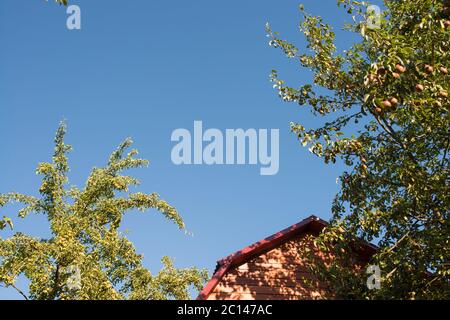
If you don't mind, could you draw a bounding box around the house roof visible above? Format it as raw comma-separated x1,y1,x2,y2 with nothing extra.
197,215,377,300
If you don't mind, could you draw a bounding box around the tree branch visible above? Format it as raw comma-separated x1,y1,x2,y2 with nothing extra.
0,283,29,300
51,264,60,300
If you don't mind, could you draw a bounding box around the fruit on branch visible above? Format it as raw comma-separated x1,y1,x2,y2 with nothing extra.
390,97,399,106
395,63,407,73
440,66,448,74
374,107,383,114
444,20,450,28
424,64,434,74
392,72,401,79
382,100,392,108
439,90,448,97
415,84,425,92
377,68,387,76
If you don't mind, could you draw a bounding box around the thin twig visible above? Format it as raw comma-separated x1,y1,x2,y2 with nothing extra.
0,283,29,300
387,231,410,254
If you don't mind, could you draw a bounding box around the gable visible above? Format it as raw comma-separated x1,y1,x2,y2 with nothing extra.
198,215,377,300
206,232,330,300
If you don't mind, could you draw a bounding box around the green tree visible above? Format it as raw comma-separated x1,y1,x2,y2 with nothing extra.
52,0,68,5
267,0,449,299
0,122,207,300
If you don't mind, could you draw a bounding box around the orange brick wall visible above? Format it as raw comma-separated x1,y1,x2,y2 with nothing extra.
207,233,332,300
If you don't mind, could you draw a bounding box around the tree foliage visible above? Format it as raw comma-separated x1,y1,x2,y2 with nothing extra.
0,122,207,300
52,0,68,5
267,0,449,299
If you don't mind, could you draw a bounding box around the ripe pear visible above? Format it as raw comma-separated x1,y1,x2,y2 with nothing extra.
415,84,424,92
424,64,434,74
389,97,398,106
395,63,406,73
440,66,448,74
382,100,392,108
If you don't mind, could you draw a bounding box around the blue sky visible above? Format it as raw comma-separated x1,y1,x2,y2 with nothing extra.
0,0,374,299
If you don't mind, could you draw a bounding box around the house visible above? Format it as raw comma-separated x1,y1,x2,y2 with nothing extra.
197,215,377,300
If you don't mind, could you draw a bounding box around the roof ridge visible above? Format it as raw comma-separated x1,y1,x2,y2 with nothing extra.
197,215,328,300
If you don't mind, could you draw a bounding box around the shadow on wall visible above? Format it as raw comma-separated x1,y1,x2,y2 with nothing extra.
208,234,332,300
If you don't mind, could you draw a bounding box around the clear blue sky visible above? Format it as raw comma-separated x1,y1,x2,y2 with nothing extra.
0,0,376,299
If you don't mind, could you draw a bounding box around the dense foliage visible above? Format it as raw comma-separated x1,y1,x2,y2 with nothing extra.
0,123,207,299
267,0,449,299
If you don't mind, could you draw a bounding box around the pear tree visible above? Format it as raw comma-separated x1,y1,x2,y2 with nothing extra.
0,123,207,300
267,0,449,299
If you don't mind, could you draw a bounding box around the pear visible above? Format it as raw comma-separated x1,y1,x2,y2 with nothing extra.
415,84,424,92
390,97,398,106
395,63,406,73
382,100,392,108
377,68,386,76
